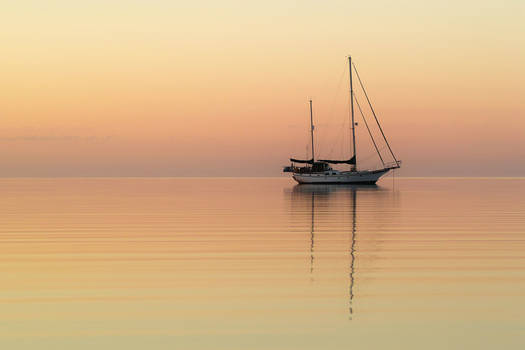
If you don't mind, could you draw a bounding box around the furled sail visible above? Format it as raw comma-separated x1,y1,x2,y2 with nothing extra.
317,156,356,165
290,158,314,164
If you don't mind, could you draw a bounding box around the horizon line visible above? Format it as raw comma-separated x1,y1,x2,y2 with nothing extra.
0,176,524,179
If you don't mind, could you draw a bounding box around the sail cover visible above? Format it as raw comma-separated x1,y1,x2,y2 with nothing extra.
318,156,356,165
290,158,314,164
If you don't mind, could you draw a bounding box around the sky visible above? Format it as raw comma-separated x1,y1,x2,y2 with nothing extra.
1,0,524,176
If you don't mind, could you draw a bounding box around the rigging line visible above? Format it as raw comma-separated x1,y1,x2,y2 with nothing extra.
327,92,352,158
318,64,347,159
327,117,347,158
352,62,399,163
354,95,385,166
325,63,348,127
359,147,386,163
326,94,349,158
357,144,387,164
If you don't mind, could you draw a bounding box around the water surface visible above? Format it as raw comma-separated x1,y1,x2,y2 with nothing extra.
0,178,524,349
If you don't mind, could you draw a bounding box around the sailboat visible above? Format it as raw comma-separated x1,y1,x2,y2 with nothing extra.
283,56,401,184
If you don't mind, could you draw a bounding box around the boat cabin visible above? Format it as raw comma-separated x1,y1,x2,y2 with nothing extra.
311,162,331,172
283,161,335,174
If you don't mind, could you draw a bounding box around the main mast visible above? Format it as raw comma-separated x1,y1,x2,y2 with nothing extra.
349,56,356,169
309,99,315,164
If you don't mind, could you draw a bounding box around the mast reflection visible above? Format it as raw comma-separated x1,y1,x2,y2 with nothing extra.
310,191,315,275
288,183,382,319
349,188,356,319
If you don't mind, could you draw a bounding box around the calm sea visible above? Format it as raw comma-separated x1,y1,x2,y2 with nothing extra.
0,178,524,349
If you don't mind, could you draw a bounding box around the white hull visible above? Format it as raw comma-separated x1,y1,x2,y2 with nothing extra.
292,169,390,184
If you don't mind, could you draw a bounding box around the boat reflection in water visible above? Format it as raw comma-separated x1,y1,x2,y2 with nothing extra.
286,183,397,320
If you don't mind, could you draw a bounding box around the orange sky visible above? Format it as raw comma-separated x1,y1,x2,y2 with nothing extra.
1,1,524,176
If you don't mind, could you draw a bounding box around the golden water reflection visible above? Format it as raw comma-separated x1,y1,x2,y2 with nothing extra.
0,178,524,349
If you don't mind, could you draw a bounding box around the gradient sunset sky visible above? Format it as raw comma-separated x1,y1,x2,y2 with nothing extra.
2,1,524,176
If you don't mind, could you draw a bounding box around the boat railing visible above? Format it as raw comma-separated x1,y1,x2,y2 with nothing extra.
384,160,402,169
